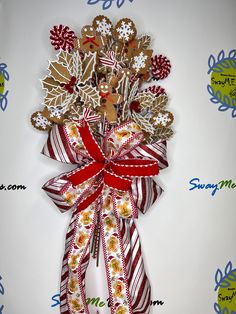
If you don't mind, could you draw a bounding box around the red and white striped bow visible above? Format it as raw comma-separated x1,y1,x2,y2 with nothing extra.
42,118,168,314
99,51,122,70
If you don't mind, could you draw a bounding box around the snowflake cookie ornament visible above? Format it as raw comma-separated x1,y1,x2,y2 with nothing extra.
92,15,113,38
153,110,174,127
43,106,66,124
131,49,153,75
114,18,137,43
31,111,52,131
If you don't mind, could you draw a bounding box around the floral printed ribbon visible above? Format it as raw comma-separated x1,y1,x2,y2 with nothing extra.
42,118,165,314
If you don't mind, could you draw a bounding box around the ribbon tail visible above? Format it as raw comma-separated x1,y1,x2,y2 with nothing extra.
127,140,168,170
120,219,151,313
43,168,99,214
42,124,86,164
99,189,134,314
60,209,78,314
64,201,98,314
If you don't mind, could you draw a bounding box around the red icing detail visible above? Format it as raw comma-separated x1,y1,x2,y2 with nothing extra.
100,92,114,103
100,92,110,98
83,36,99,47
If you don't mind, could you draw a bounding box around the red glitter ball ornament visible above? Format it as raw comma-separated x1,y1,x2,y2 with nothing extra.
50,25,76,52
144,85,166,97
151,54,171,81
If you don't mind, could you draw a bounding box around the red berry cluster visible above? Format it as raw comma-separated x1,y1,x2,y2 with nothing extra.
144,85,166,97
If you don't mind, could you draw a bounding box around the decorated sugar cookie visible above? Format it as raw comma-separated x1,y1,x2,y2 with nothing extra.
98,82,123,123
31,111,52,131
79,25,106,52
114,18,137,43
92,15,113,38
131,48,153,75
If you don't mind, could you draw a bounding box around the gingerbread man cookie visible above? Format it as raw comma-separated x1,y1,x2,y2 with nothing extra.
98,82,123,123
115,39,139,61
79,25,106,53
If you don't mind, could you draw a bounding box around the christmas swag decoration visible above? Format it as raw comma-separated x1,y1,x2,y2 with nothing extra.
31,16,173,314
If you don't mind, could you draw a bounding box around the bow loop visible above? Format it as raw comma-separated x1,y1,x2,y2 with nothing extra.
103,121,144,159
68,160,104,186
110,159,159,177
42,124,88,164
77,120,105,162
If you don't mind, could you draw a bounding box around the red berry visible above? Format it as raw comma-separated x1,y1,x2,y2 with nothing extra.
130,101,141,113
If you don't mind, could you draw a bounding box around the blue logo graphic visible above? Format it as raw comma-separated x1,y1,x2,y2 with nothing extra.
0,275,5,313
87,0,134,10
51,294,60,307
0,63,9,112
214,262,236,314
207,50,236,117
189,178,236,197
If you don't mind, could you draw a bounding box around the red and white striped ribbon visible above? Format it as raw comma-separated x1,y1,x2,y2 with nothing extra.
99,51,122,70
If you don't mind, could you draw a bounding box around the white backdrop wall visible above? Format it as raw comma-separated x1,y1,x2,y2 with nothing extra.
0,0,235,313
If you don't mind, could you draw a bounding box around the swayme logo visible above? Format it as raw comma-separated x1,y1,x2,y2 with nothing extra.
51,294,164,308
87,0,134,10
207,50,236,118
0,63,9,112
189,178,236,196
214,261,236,314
